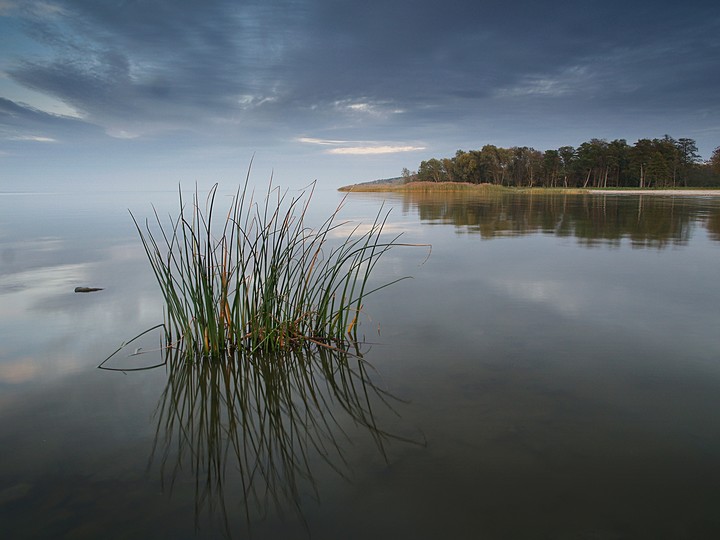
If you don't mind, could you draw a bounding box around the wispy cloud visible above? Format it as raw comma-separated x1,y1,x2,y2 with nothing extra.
494,66,592,99
298,136,424,155
9,135,56,142
297,137,350,146
331,99,405,117
104,128,138,139
327,145,425,155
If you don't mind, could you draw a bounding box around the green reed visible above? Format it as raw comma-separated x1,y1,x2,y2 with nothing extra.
132,180,406,358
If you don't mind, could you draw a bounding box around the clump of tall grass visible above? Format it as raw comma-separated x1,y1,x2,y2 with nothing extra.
132,180,406,358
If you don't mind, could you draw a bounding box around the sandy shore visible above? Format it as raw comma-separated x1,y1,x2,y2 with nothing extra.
340,182,720,195
588,189,720,197
590,189,720,196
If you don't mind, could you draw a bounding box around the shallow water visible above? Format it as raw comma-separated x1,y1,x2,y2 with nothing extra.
1,188,720,539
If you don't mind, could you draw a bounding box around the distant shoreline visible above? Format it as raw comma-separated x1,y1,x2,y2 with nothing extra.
589,189,720,196
338,181,720,196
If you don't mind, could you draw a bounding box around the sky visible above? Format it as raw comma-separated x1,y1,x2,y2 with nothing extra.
1,0,719,191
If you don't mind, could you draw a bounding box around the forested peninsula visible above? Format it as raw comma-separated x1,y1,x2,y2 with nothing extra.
393,136,720,189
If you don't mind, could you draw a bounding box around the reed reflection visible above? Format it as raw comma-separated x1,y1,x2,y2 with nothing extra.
398,192,720,247
149,342,413,536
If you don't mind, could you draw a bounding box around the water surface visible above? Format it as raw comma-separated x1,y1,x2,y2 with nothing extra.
2,189,720,539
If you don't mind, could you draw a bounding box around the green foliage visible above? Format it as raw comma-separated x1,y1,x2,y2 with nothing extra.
132,181,407,358
406,135,719,188
711,147,720,176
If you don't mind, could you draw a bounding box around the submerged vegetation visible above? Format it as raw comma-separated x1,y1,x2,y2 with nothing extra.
131,181,409,358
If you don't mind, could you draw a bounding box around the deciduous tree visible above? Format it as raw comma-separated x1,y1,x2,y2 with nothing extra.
711,146,720,175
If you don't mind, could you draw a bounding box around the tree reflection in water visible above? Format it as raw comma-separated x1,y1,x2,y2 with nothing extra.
399,191,720,248
148,343,416,536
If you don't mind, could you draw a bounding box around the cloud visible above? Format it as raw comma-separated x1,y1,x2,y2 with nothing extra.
495,67,591,99
9,135,55,142
6,1,720,136
327,145,425,155
298,136,425,155
297,137,349,146
104,128,138,139
0,97,101,139
4,1,291,136
237,94,278,109
329,99,405,118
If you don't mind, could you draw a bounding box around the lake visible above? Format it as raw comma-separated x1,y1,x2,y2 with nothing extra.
1,187,720,539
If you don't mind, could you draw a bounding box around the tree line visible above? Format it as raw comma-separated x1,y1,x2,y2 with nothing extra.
405,136,720,188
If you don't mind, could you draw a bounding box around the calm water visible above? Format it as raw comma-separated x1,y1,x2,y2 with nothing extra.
1,188,720,539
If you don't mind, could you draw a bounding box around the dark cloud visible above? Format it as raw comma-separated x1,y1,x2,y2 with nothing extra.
1,0,719,188
0,96,100,136
8,1,293,132
10,1,717,118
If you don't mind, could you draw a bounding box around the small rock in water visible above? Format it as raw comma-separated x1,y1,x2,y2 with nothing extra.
74,287,104,293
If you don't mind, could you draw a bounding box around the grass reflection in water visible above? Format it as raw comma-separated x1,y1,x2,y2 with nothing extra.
147,342,415,536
